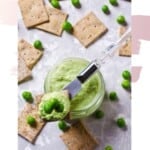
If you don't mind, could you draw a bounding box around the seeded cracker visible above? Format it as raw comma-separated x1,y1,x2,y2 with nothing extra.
73,12,107,47
118,26,132,57
119,40,131,56
18,55,32,84
60,121,98,150
18,95,46,143
119,26,127,37
36,6,68,36
18,39,43,69
18,0,49,28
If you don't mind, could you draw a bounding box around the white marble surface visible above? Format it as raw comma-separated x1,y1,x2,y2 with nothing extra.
18,0,131,149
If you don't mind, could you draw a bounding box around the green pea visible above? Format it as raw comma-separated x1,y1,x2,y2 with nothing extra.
44,98,59,114
109,0,118,6
122,70,131,80
55,103,64,112
117,15,126,25
71,0,80,7
121,80,131,89
62,21,73,33
105,145,113,150
116,117,126,128
94,110,104,119
58,120,69,131
22,91,33,103
50,0,60,9
109,91,118,101
33,40,43,50
26,116,36,127
102,5,110,14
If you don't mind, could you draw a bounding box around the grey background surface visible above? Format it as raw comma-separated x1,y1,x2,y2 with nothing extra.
18,0,131,149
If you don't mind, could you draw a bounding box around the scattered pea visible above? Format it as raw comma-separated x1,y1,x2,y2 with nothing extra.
102,5,110,14
105,145,113,150
117,15,126,25
121,80,131,89
122,70,131,80
44,98,59,114
116,117,126,128
109,0,118,6
71,0,80,7
94,110,104,119
27,116,36,127
50,0,60,9
62,21,73,33
22,91,33,103
33,40,43,50
109,91,118,101
58,120,69,131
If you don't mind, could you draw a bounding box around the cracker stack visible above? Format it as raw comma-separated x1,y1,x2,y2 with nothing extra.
18,1,68,36
36,7,68,36
18,55,32,83
18,39,43,83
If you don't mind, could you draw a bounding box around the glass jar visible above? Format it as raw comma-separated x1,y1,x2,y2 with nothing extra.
44,57,105,119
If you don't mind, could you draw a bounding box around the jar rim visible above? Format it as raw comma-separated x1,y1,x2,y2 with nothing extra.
44,57,105,119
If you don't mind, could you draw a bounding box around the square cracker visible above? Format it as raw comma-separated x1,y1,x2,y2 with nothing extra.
118,27,132,57
118,26,128,37
73,12,107,47
119,40,132,57
36,7,68,36
18,95,46,143
18,55,32,84
18,0,49,28
18,39,43,69
60,121,98,150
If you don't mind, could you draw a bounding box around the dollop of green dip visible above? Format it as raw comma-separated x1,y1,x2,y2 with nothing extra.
44,58,102,116
39,91,70,120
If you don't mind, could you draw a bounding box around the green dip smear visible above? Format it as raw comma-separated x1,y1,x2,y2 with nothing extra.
39,91,70,120
44,58,102,114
